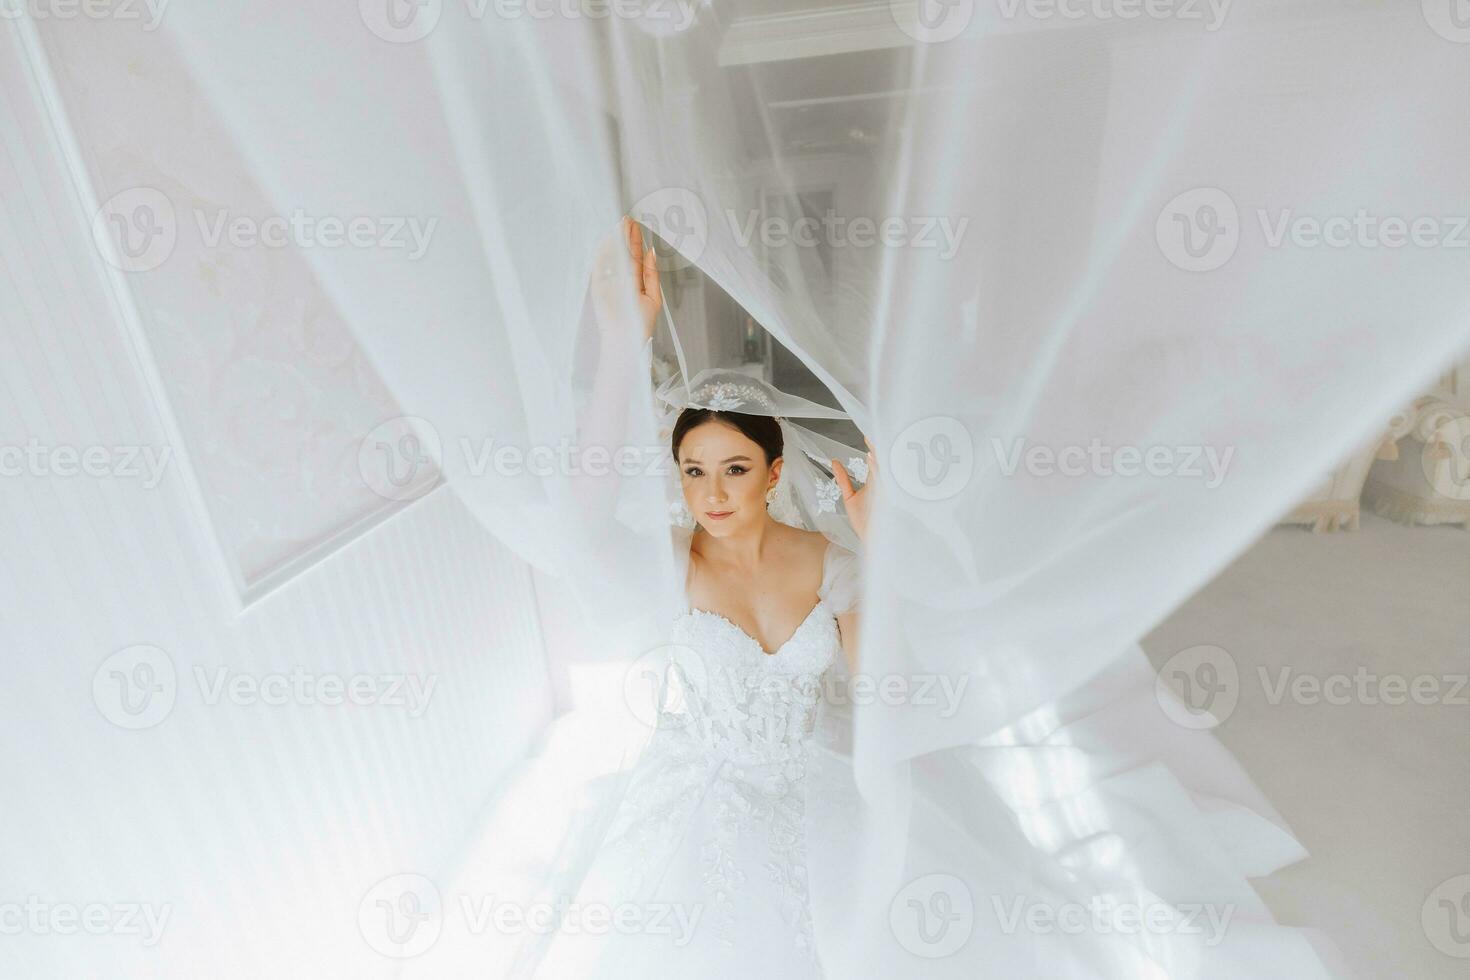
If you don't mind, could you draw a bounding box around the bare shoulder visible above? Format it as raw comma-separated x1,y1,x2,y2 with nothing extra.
774,524,831,578
773,522,827,551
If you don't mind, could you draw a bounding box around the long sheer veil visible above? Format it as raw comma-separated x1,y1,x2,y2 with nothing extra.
13,4,1470,977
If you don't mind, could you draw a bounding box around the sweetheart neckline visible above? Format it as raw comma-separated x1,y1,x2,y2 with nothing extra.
684,598,828,657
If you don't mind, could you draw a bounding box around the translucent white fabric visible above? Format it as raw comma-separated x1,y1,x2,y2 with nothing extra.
26,1,1470,976
817,540,862,617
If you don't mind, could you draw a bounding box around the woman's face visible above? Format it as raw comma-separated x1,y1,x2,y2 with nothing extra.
677,420,781,537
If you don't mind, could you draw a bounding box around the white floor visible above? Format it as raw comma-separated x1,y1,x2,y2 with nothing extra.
1143,512,1470,980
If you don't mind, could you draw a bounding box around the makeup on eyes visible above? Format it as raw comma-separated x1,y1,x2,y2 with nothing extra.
682,454,753,477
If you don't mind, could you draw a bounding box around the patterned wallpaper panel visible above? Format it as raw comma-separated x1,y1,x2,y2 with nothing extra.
38,17,436,598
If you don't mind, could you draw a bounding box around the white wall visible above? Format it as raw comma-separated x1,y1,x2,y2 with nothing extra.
0,24,553,979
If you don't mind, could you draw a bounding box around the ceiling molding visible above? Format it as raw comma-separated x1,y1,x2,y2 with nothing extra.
718,1,914,66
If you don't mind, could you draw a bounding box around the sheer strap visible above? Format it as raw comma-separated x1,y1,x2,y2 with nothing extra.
817,539,862,616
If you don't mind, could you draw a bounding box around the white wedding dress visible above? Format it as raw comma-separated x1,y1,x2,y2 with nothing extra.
528,533,862,979
409,529,1345,980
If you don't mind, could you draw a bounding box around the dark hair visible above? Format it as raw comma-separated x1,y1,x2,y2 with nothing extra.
671,408,783,467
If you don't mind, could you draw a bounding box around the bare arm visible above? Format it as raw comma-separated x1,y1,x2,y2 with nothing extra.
589,215,661,346
574,218,665,518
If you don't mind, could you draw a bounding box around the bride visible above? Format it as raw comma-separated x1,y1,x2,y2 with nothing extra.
527,216,876,978
410,219,1346,980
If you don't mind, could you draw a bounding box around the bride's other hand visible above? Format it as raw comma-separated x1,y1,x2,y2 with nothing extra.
832,436,876,545
590,215,662,342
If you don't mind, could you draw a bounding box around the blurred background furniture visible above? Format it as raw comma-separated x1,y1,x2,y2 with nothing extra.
1279,406,1418,532
1363,396,1470,530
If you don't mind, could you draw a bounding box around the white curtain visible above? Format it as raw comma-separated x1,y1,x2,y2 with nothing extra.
22,2,1470,976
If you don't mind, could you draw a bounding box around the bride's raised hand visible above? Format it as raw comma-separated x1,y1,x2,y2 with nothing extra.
590,215,663,342
831,436,877,545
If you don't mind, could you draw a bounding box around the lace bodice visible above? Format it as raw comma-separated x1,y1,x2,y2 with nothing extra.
662,535,860,764
667,598,838,765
